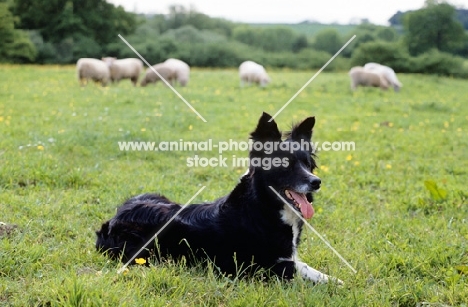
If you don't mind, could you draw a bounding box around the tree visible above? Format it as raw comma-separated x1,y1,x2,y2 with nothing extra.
376,27,397,42
0,2,36,62
292,34,308,53
11,0,137,62
163,5,234,37
403,3,466,55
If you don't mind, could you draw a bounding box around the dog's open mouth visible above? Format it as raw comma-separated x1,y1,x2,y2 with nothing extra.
284,189,314,219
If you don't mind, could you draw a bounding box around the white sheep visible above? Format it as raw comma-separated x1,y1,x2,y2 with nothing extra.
239,61,270,87
349,66,389,91
364,62,402,92
163,58,190,86
76,58,110,87
140,63,176,87
102,57,143,86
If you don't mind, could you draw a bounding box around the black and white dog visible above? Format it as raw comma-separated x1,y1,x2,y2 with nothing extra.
96,112,340,284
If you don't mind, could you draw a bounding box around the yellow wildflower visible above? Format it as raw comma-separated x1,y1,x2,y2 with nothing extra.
135,258,146,265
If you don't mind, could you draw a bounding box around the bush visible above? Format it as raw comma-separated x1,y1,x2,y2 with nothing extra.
232,25,304,53
72,35,102,60
350,41,411,71
410,49,468,77
162,25,227,44
350,41,468,78
180,41,253,67
259,49,346,71
310,29,343,55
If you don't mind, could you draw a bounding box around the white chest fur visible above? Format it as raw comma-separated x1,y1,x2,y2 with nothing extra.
280,205,301,260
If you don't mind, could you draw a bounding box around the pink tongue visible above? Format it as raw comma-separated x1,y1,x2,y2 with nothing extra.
289,191,314,219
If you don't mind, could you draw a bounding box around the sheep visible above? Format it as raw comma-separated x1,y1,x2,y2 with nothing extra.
163,58,190,86
364,62,402,92
140,63,176,87
239,61,270,87
349,66,389,91
101,57,143,86
76,58,110,87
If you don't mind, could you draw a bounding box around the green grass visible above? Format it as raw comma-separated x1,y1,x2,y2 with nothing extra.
0,65,467,306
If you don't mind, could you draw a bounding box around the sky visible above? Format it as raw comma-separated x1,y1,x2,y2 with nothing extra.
108,0,467,25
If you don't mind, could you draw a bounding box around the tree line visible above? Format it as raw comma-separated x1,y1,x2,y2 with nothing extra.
1,0,468,77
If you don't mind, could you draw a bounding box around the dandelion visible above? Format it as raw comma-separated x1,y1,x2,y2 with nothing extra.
0,116,3,122
189,125,193,131
385,164,392,169
122,268,129,275
444,122,449,128
457,128,462,132
319,165,329,172
141,128,146,132
135,258,146,265
388,122,394,127
37,145,44,151
346,155,352,161
354,161,360,166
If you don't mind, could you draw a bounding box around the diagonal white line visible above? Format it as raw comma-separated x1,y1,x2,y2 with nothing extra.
269,35,356,122
117,186,206,274
118,34,207,123
268,186,357,274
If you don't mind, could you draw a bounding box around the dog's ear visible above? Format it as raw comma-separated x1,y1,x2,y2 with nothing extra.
250,112,282,142
290,116,315,141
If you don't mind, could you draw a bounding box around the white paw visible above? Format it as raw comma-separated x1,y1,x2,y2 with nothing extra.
295,261,344,285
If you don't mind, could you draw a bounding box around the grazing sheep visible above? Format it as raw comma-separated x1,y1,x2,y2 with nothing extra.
364,63,402,92
140,63,176,87
349,66,389,91
102,57,143,86
76,58,110,87
239,61,270,87
163,58,190,86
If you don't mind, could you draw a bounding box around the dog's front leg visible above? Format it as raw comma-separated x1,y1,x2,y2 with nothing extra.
295,261,343,285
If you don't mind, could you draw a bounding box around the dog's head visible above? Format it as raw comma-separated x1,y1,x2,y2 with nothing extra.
247,112,320,219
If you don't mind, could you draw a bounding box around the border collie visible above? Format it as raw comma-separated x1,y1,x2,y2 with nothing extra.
96,112,340,284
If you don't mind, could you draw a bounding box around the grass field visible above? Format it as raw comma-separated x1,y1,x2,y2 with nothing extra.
0,64,467,306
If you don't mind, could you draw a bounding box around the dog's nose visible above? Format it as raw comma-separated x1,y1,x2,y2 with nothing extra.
310,176,321,191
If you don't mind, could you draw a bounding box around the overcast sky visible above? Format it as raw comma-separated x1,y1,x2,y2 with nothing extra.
108,0,467,25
